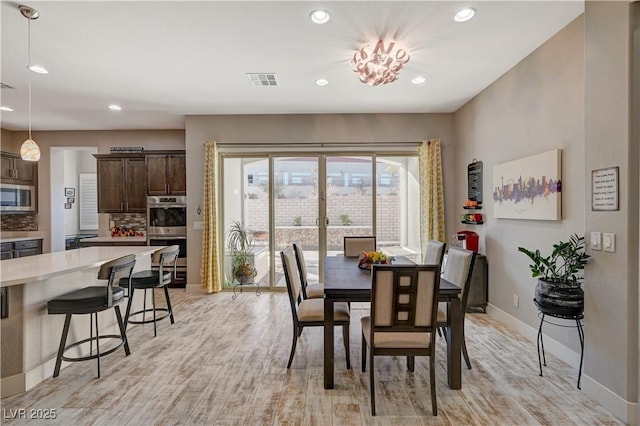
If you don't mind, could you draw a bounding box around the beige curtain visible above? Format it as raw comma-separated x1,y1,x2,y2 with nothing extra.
201,141,221,293
419,139,446,253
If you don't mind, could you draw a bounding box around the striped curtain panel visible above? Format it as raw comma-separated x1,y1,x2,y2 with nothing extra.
419,139,446,254
201,141,221,293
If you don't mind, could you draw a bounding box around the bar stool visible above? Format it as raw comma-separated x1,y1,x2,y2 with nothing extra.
47,254,136,378
119,245,179,337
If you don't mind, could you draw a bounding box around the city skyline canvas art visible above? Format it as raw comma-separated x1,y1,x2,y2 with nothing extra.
493,149,562,220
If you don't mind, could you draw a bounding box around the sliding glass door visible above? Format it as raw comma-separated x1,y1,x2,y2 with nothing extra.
221,152,419,290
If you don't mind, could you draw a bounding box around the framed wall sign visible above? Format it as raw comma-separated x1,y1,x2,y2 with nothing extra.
592,166,619,211
65,187,75,197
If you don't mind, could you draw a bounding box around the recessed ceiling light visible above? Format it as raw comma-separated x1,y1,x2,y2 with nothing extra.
28,65,48,74
0,106,14,112
310,9,330,24
316,78,329,86
454,8,476,23
411,76,426,85
108,104,122,111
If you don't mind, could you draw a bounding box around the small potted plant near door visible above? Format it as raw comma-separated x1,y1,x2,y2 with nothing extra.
226,221,258,285
518,233,590,316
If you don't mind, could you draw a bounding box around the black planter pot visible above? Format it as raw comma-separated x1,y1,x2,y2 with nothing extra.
534,279,584,317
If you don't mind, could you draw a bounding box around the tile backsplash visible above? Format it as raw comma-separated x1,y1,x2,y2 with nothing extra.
110,213,146,232
0,214,38,231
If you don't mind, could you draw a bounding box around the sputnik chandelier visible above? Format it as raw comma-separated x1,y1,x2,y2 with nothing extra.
350,40,410,86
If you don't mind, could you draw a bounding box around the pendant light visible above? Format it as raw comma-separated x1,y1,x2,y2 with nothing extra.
19,5,41,162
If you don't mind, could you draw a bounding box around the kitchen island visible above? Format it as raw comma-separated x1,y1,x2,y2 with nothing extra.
0,246,159,397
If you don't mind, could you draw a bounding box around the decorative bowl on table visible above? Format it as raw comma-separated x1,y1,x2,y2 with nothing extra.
358,250,389,270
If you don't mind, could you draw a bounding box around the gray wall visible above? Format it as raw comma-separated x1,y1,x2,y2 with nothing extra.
454,6,639,421
584,1,639,412
184,113,455,287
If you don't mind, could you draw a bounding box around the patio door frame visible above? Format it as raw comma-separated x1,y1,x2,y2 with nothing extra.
219,145,419,291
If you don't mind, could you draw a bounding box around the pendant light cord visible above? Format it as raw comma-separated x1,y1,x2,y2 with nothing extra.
27,15,32,140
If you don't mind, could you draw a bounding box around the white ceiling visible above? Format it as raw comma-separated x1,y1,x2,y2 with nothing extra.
0,1,583,132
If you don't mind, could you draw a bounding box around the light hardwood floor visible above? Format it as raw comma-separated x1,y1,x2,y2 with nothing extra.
0,289,623,425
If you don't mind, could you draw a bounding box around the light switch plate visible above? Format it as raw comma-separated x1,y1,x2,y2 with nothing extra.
590,232,601,250
603,233,615,252
194,221,204,230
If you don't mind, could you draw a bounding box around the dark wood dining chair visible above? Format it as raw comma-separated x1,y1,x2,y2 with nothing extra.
361,264,441,416
423,240,446,266
343,236,376,257
437,246,476,369
281,246,351,369
47,254,136,378
293,242,323,299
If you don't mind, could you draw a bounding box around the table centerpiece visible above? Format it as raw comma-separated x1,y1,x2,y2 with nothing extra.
358,250,389,270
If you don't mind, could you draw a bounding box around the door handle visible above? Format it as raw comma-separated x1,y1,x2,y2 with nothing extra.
316,218,320,226
325,217,330,226
121,202,124,211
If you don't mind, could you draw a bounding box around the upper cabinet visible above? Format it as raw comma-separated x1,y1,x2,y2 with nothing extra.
1,152,37,185
147,154,186,195
95,155,147,213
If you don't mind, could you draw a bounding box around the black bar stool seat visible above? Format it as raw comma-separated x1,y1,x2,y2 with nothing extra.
48,286,125,314
47,254,136,379
119,245,180,337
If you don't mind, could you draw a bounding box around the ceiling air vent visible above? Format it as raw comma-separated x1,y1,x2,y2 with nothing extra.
246,73,278,87
0,83,14,89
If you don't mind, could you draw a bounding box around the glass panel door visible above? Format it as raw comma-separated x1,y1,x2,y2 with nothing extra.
326,156,373,256
273,157,319,288
222,157,270,288
376,156,421,262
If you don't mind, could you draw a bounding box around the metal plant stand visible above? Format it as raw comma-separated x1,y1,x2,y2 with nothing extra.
232,280,261,300
535,300,585,389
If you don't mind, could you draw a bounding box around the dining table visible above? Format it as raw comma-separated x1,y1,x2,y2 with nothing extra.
323,255,463,390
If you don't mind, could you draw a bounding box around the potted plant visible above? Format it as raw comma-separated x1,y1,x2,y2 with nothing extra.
226,221,258,285
518,233,590,316
340,214,352,226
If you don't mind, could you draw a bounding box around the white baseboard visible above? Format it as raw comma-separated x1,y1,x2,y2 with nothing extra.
486,303,635,424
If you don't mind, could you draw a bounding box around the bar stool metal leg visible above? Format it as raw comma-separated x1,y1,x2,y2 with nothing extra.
95,312,101,378
53,314,72,378
114,306,131,356
152,288,157,337
163,286,175,324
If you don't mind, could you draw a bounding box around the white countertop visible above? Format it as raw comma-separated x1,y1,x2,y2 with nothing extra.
0,246,158,287
79,236,148,243
0,237,44,243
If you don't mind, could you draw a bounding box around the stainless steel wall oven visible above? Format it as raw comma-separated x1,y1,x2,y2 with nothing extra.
147,196,187,286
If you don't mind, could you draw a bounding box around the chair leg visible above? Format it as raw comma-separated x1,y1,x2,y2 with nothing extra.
361,332,367,372
343,324,351,369
53,314,72,378
369,352,376,416
407,356,415,372
123,288,134,328
430,354,437,416
287,323,299,369
436,327,443,338
114,306,131,356
462,340,472,370
163,285,175,324
142,289,148,324
152,288,157,337
94,312,101,378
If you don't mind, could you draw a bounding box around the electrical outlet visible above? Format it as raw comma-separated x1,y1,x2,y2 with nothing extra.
590,232,602,250
513,294,519,308
603,233,616,252
194,221,204,230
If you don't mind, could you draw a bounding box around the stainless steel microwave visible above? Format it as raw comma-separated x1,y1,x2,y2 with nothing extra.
0,183,36,212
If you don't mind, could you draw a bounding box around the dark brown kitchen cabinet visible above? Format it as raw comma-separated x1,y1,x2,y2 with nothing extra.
95,155,146,213
1,151,37,185
147,154,186,195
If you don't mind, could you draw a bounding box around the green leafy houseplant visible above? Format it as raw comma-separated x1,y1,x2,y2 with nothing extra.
518,233,589,316
226,221,257,284
518,234,590,286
